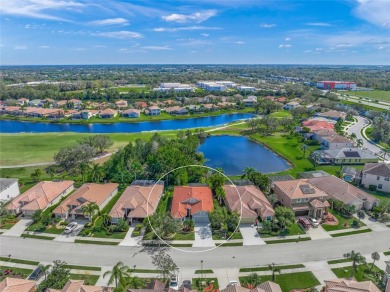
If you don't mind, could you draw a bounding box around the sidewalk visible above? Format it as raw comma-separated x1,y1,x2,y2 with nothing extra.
327,226,371,235
2,219,32,237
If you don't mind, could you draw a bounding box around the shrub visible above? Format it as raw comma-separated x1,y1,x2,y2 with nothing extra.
305,140,319,146
369,185,377,191
34,223,46,232
351,220,360,228
60,221,68,226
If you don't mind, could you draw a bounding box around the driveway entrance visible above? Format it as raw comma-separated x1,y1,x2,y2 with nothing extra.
239,224,266,245
2,218,32,237
193,216,215,248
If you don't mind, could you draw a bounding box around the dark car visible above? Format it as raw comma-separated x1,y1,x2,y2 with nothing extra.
28,266,44,280
297,217,311,230
182,280,192,290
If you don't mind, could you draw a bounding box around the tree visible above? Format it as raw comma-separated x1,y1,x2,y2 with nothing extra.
38,263,51,281
243,273,262,288
88,163,105,183
241,167,256,180
45,166,55,179
370,252,380,272
343,250,366,277
151,250,178,281
79,162,90,182
54,144,97,172
357,139,363,149
118,276,145,290
31,168,43,182
150,212,181,239
274,206,295,230
103,261,131,289
80,135,113,154
357,210,365,221
208,169,225,204
32,209,43,223
97,210,112,226
37,260,70,291
268,263,281,282
82,202,99,222
301,144,308,158
266,193,278,206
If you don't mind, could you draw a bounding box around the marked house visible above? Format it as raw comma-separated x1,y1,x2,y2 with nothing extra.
273,179,330,218
223,184,275,223
171,186,213,223
7,180,74,216
0,178,20,202
109,180,164,224
53,183,118,220
122,108,141,118
99,108,118,119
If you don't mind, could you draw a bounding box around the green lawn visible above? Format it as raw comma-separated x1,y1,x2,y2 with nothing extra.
0,216,19,229
331,264,383,281
327,258,353,265
26,223,65,234
195,270,214,274
22,234,54,240
219,242,243,246
74,239,119,245
349,90,390,103
331,229,372,237
383,251,390,256
69,273,100,285
192,278,219,291
171,232,195,240
239,264,305,272
212,230,243,240
361,187,390,203
265,237,311,244
64,265,101,271
0,266,34,280
322,210,366,231
270,111,292,119
259,223,306,238
0,257,39,265
240,272,320,292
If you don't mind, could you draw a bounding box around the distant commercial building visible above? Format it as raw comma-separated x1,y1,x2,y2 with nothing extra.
153,83,193,92
316,81,357,90
237,85,256,92
197,81,236,91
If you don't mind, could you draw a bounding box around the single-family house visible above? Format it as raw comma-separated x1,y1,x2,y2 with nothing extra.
220,281,281,292
68,98,82,109
312,148,378,165
316,110,346,121
122,108,141,118
7,180,74,216
284,101,300,110
273,179,330,218
324,279,381,292
79,110,99,119
0,178,20,202
115,100,128,108
296,170,331,179
308,175,379,210
312,129,338,142
56,100,68,108
134,101,148,109
48,279,108,292
0,277,36,292
53,183,118,220
321,134,354,150
17,98,29,105
242,96,257,107
171,186,213,222
29,99,44,107
223,184,275,223
109,181,164,224
361,163,390,193
165,106,188,115
341,166,361,182
147,106,161,116
303,120,335,132
275,96,287,103
0,106,21,116
99,108,118,119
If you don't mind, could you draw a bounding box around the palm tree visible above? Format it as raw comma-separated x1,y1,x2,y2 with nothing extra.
97,210,112,227
79,162,90,182
241,167,256,179
103,261,132,289
268,263,281,282
89,164,105,183
357,139,363,149
301,144,308,158
357,210,365,221
82,202,99,222
370,252,380,272
38,264,51,281
343,250,366,277
118,275,145,290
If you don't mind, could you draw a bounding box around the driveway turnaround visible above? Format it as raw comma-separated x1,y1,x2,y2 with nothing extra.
306,226,332,240
2,219,32,237
193,221,215,248
239,224,266,245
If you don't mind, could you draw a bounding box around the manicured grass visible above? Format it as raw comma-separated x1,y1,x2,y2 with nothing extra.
0,257,39,265
270,111,292,119
218,242,243,247
383,251,390,256
26,223,65,234
192,278,219,290
322,210,365,231
259,223,305,238
240,264,305,272
0,217,19,229
132,269,160,273
85,227,127,239
69,274,100,285
327,258,353,265
195,270,214,274
331,264,383,281
171,232,195,240
331,229,372,237
74,239,119,245
241,272,320,292
22,234,54,240
212,230,243,240
361,187,390,203
349,90,390,103
142,242,192,247
64,265,101,271
0,266,34,280
265,237,311,244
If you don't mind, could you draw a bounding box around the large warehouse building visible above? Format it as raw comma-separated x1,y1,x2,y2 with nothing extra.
316,81,357,90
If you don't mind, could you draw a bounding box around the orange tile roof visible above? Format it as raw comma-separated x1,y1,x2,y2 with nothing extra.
302,120,335,132
324,278,381,292
0,277,36,292
171,186,213,218
274,179,328,200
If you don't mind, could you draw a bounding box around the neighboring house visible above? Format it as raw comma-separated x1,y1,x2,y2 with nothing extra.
361,163,390,193
53,183,118,220
115,100,128,108
28,99,44,107
324,278,381,292
302,120,335,132
7,180,74,216
283,101,300,110
147,106,161,116
308,175,379,210
273,179,330,218
275,96,287,103
223,184,275,223
0,277,36,292
321,134,354,150
0,178,20,202
68,98,82,109
312,148,379,165
165,106,188,115
171,186,213,222
341,166,361,182
17,98,29,105
316,110,346,121
109,181,164,224
220,281,282,292
99,108,118,118
383,261,390,292
269,175,295,189
312,129,338,143
80,110,99,119
296,170,331,179
242,95,257,107
134,101,148,109
122,108,141,118
47,279,108,292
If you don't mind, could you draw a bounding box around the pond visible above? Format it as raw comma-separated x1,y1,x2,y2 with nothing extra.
198,135,290,175
0,113,253,133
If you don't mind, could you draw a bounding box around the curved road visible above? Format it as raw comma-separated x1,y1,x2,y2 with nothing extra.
1,229,389,268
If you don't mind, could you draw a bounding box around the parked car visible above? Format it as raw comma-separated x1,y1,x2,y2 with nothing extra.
297,217,311,230
228,280,239,286
64,222,78,234
169,275,179,290
182,280,192,289
309,217,320,228
28,266,44,280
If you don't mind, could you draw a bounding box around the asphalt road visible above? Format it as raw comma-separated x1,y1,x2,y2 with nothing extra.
337,95,390,110
1,229,389,268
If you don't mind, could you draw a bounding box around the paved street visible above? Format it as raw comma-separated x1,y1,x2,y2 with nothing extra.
239,224,266,245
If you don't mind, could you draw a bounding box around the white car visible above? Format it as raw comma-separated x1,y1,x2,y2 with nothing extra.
64,222,78,234
309,218,320,228
228,280,239,286
169,275,179,290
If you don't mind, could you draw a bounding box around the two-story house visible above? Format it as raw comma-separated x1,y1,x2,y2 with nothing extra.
321,134,354,150
147,106,161,116
361,163,390,193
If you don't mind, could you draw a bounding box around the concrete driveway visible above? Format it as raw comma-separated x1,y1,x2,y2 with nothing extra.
306,225,331,240
2,218,32,237
53,218,87,242
193,219,215,248
119,223,144,246
239,224,266,245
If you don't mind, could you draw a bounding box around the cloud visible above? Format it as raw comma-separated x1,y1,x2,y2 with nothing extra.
306,22,331,26
278,44,292,48
75,48,87,51
303,50,312,53
353,0,390,28
39,45,50,48
285,37,291,41
201,33,210,37
153,26,221,32
162,10,217,23
234,41,246,45
88,18,129,26
141,46,173,50
14,45,27,50
93,45,107,48
260,23,276,28
95,30,142,39
0,0,84,21
336,43,353,48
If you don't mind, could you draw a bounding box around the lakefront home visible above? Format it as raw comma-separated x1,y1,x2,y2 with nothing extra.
122,108,141,118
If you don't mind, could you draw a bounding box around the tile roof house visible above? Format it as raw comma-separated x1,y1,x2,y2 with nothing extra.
220,282,281,292
0,178,20,202
122,108,141,118
109,181,164,223
223,184,275,223
146,106,161,116
361,163,390,193
316,110,346,121
171,186,213,222
273,179,330,218
134,101,148,109
321,134,354,150
98,108,118,119
302,120,335,132
7,180,74,216
165,106,189,115
324,278,381,292
0,277,36,292
53,183,118,220
308,175,379,210
46,279,110,292
312,148,378,165
284,101,300,110
115,100,128,108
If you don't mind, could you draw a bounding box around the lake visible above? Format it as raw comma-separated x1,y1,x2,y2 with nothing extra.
198,135,290,175
0,113,253,133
